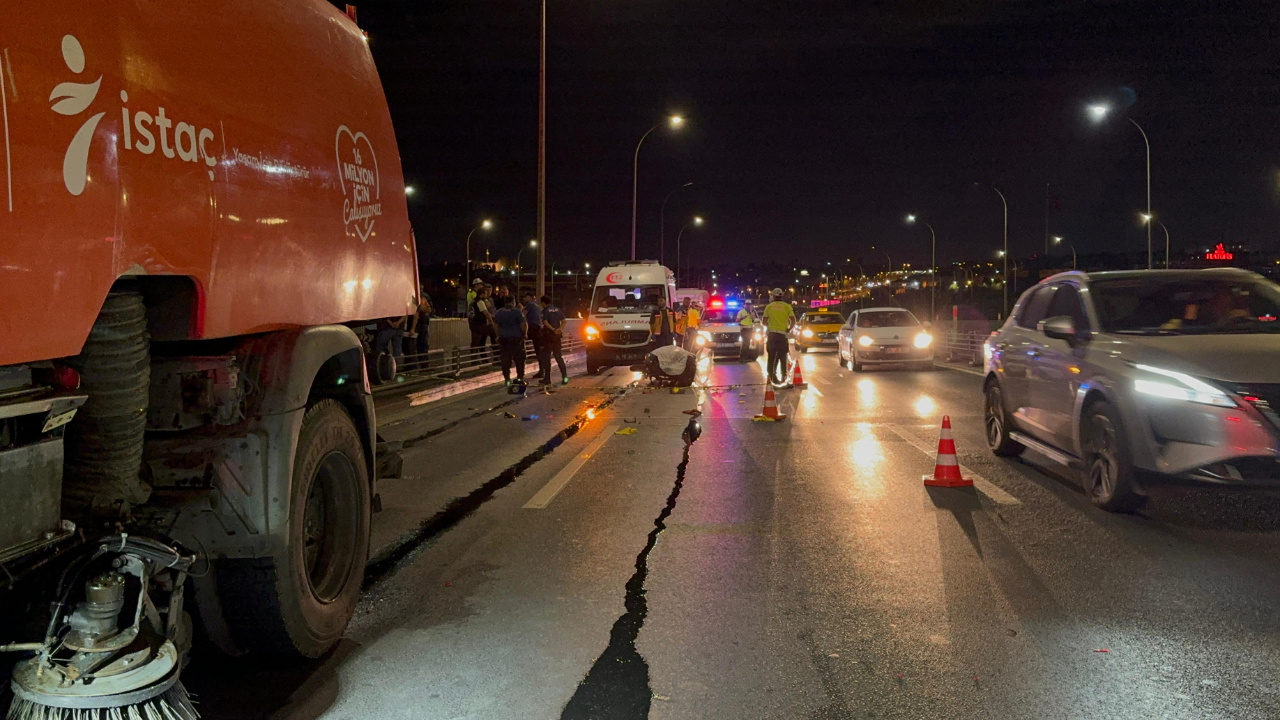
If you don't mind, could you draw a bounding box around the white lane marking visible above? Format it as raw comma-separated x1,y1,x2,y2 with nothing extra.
938,363,984,378
812,375,831,386
806,384,824,397
885,423,1021,505
523,423,619,509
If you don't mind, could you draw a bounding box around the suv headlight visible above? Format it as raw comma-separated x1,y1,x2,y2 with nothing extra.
1133,364,1236,408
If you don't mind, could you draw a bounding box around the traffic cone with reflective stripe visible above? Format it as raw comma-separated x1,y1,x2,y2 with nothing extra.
923,416,972,487
791,359,807,389
754,387,786,421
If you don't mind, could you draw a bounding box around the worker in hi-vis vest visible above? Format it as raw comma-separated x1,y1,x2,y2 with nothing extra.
736,304,755,362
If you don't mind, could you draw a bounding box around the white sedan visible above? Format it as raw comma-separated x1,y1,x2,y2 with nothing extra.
836,307,933,372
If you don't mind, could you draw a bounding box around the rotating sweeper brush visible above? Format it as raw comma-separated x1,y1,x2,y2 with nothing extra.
5,535,199,720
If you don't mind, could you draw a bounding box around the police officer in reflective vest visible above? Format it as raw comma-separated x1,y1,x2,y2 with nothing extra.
736,303,755,362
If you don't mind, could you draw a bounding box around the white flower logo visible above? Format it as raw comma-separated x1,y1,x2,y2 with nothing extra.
49,35,104,196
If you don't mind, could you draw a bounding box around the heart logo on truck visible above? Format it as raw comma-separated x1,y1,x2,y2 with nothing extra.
335,125,382,242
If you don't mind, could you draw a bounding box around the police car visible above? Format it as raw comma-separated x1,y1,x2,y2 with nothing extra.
693,297,762,360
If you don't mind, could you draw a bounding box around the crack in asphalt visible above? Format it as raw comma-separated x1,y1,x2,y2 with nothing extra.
362,389,628,589
560,444,692,720
397,394,528,450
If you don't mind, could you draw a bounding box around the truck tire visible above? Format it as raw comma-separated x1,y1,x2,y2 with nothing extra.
216,399,370,658
63,290,151,518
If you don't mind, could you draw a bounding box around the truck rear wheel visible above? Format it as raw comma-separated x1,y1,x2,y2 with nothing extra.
216,399,370,658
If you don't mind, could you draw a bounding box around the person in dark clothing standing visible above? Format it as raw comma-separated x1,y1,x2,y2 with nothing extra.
493,295,528,384
406,289,433,357
522,291,546,383
649,296,675,348
539,295,569,385
468,286,496,351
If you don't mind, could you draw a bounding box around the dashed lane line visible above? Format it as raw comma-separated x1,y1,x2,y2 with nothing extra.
885,423,1022,505
523,424,620,509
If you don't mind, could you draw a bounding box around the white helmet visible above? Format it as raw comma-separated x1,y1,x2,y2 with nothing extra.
771,287,784,298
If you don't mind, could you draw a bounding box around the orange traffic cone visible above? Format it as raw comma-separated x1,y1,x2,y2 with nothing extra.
754,387,787,421
923,416,973,487
791,359,807,389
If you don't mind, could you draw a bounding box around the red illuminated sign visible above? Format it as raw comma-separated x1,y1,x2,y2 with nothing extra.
809,299,840,308
1205,243,1234,261
605,271,624,283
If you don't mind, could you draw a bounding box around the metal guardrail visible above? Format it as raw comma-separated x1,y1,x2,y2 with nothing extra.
386,334,586,384
934,331,988,367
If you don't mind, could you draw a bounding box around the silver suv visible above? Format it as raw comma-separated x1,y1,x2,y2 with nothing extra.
983,268,1280,511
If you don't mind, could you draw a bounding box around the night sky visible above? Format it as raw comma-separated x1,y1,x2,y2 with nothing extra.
344,0,1280,271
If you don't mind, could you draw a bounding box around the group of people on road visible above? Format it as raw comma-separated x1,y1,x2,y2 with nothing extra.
645,289,795,384
648,296,709,352
467,278,569,386
374,286,434,360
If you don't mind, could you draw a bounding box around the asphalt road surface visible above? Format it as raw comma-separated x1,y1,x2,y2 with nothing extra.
186,348,1280,720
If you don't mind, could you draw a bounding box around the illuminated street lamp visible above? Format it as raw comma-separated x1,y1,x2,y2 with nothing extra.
466,219,494,288
1088,102,1152,269
631,115,685,260
1053,235,1076,270
516,239,537,286
1141,214,1171,269
906,214,937,322
676,215,704,287
405,185,417,196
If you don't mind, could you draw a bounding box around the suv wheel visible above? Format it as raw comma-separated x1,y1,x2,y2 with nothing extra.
983,380,1023,457
1081,400,1144,512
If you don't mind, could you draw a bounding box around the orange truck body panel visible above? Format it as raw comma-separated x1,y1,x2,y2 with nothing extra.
0,1,417,366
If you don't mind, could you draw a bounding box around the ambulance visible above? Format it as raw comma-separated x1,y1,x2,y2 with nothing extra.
583,261,677,373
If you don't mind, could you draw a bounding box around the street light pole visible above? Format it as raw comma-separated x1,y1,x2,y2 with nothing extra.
1088,105,1151,269
465,219,494,289
516,239,537,287
1143,216,1170,269
1129,118,1152,269
659,181,692,267
977,184,1009,317
631,116,684,260
906,215,937,322
676,216,704,287
536,0,547,296
1053,236,1077,270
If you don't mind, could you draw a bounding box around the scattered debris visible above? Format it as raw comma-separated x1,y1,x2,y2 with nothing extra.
682,409,701,416
616,427,638,435
1006,629,1018,637
827,653,840,658
1093,649,1110,653
751,416,776,422
502,412,517,419
443,582,453,587
653,695,670,702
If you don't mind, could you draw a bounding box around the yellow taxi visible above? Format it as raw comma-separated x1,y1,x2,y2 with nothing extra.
791,310,845,352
